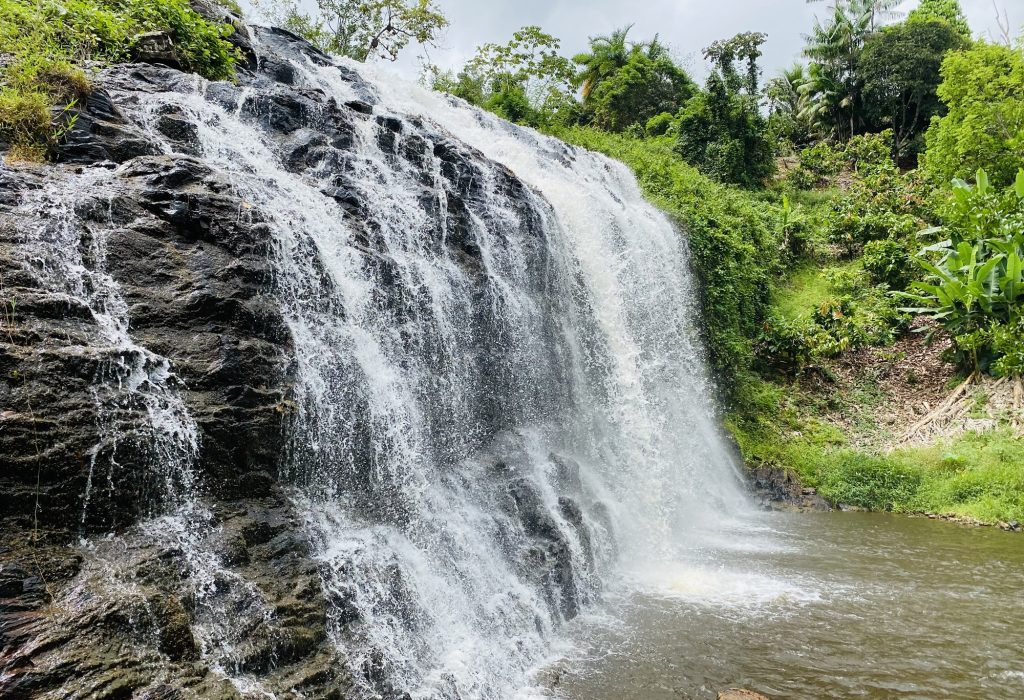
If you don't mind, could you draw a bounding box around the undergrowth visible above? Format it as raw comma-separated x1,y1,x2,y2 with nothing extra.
727,372,1024,523
0,0,239,159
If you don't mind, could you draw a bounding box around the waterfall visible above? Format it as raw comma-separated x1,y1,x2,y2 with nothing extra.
13,27,748,698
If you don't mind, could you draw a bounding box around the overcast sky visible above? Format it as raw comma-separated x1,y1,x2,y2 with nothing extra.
247,1,1021,82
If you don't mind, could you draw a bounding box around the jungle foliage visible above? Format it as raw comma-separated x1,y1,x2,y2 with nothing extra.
0,0,239,159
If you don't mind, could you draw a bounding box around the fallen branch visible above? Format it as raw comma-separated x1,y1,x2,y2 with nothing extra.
897,373,976,444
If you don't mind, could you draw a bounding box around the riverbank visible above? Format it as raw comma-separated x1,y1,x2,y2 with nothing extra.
548,129,1024,528
726,256,1024,527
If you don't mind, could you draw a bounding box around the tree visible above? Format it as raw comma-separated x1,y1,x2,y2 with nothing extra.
801,0,900,139
766,64,816,147
907,0,971,40
860,20,965,160
703,31,767,95
254,0,447,61
572,25,635,102
588,51,695,132
430,26,576,127
676,72,775,187
923,41,1024,187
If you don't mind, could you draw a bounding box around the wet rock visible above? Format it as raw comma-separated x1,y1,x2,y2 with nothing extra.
133,31,182,70
750,466,831,512
54,88,160,164
0,6,566,697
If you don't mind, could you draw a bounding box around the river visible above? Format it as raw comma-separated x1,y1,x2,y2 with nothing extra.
538,512,1024,699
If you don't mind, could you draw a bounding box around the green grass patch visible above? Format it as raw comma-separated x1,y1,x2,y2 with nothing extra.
726,375,1024,523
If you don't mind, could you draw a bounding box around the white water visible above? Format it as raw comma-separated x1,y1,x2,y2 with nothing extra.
22,31,753,697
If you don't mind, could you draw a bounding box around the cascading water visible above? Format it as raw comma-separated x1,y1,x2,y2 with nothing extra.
8,25,749,698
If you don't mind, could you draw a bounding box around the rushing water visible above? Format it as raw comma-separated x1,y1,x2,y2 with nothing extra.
543,511,1024,700
76,29,750,697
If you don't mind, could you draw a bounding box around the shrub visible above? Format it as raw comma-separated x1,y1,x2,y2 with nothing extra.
818,453,922,510
645,111,675,137
991,321,1024,377
756,315,815,375
923,42,1024,188
863,237,913,288
787,141,843,189
675,72,775,188
901,169,1024,372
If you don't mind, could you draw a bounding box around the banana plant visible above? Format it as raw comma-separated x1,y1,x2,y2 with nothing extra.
898,168,1024,370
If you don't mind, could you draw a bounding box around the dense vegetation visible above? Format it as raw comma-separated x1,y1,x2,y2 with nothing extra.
0,0,240,159
2,0,1022,523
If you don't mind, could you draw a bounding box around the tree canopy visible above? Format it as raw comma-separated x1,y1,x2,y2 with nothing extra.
860,19,965,160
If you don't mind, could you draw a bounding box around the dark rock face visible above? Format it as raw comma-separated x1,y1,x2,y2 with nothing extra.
749,466,831,512
0,155,293,533
0,14,365,699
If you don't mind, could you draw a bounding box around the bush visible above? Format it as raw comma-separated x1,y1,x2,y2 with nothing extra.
645,111,675,137
756,315,815,375
675,73,775,188
902,169,1024,372
822,136,930,254
923,42,1024,188
787,141,843,189
818,453,923,510
863,237,913,288
991,321,1024,377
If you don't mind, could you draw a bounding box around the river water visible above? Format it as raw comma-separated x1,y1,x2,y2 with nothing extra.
537,512,1024,700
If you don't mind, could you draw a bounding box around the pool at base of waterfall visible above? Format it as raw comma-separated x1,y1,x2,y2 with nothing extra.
526,511,1024,700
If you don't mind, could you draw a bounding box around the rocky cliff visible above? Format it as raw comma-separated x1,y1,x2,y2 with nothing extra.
0,16,357,699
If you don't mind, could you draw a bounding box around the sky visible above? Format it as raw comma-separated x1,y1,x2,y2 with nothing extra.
384,0,1022,82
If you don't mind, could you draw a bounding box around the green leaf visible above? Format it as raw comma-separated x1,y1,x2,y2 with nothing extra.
976,168,990,195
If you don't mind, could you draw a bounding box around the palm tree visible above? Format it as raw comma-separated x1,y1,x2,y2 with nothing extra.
572,25,634,102
801,0,903,138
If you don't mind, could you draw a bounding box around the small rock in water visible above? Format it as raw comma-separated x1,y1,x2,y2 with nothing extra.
718,689,771,700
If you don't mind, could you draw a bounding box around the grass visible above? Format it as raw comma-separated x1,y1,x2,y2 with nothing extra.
772,261,863,321
726,371,1024,524
725,241,1022,525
